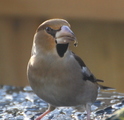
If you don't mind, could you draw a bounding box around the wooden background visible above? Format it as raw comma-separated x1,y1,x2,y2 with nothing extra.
0,0,124,92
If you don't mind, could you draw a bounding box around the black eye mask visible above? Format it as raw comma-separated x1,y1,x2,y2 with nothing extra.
45,27,60,37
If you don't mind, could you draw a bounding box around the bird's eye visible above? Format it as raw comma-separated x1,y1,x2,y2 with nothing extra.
45,27,53,33
45,27,57,37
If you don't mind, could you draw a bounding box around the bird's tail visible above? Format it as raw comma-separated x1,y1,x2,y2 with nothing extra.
99,84,115,91
96,79,115,90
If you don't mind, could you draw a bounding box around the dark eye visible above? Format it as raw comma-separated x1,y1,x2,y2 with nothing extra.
45,27,53,33
45,27,56,37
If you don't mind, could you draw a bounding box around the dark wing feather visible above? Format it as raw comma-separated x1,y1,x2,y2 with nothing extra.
72,52,103,83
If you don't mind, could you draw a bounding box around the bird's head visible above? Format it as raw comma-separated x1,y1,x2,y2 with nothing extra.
32,19,77,57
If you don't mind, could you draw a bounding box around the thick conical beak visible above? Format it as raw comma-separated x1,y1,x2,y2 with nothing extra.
55,26,78,46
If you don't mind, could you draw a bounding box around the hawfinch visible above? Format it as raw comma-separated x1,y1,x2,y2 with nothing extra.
27,19,109,120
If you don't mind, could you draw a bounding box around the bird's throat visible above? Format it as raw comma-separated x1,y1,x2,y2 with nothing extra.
56,44,69,57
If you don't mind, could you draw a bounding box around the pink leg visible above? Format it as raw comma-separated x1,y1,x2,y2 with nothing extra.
35,105,56,120
35,110,51,120
86,104,91,120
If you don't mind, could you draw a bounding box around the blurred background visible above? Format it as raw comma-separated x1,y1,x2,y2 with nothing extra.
0,0,124,92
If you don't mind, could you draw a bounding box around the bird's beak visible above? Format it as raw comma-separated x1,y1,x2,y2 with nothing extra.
55,26,78,46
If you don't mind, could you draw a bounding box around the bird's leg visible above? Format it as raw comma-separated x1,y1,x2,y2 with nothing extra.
35,105,55,120
35,110,51,120
86,104,91,120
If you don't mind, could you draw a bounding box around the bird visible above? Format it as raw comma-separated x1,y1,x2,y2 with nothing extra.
27,18,110,120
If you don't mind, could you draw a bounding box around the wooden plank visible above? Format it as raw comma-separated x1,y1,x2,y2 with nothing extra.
0,18,17,85
0,0,124,21
15,18,41,86
0,18,40,86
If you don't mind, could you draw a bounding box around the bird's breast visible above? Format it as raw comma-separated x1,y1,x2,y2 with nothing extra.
27,54,97,107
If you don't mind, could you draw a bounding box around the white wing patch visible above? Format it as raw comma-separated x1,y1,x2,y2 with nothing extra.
82,67,92,76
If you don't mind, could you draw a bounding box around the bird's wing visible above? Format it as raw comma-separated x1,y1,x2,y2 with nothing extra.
72,52,104,83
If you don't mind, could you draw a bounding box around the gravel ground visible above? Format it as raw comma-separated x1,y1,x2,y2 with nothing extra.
0,85,124,120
